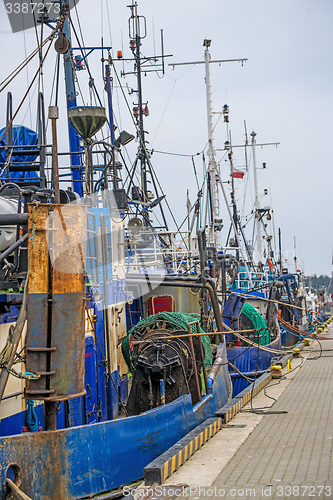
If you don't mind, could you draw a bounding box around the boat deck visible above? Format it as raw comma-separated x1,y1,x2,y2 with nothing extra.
143,327,333,499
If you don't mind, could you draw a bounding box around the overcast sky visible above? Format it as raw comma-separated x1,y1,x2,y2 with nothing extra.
0,0,332,276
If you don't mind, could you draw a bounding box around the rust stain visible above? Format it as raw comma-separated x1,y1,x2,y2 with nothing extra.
28,204,49,294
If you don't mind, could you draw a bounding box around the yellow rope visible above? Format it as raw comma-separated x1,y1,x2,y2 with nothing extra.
232,331,293,354
221,320,291,354
131,327,267,344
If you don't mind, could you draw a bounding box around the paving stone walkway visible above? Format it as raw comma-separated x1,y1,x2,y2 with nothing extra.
208,330,333,499
140,331,333,500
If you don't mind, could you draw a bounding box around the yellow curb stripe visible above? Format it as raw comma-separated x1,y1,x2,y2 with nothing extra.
171,455,176,473
177,450,183,467
163,461,169,482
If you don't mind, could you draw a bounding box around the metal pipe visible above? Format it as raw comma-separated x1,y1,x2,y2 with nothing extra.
44,204,57,430
0,214,28,225
5,478,33,500
49,106,60,204
197,228,209,332
89,491,126,500
0,233,28,264
193,393,213,412
199,335,209,395
207,355,223,382
187,330,201,402
159,379,165,405
278,227,282,273
44,401,57,431
2,390,24,400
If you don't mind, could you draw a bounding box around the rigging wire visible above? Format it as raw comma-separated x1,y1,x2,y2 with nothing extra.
29,0,45,128
151,78,177,146
69,18,102,108
111,62,188,247
104,0,113,48
20,83,38,131
192,156,200,192
22,21,33,128
0,28,60,92
149,149,202,158
0,20,63,144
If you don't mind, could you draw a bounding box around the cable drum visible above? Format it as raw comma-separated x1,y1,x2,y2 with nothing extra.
122,312,212,414
129,327,194,380
122,312,212,369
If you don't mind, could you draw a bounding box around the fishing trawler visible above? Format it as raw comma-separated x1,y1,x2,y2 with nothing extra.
0,2,235,498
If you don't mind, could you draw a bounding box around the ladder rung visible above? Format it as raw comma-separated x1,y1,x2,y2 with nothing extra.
25,389,55,395
26,347,57,352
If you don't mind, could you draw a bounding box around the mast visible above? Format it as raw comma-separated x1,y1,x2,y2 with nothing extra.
228,134,280,272
60,0,83,197
203,40,219,246
169,43,247,247
294,236,298,273
129,2,148,202
130,3,147,200
227,148,239,261
278,227,282,273
251,130,262,265
121,3,171,230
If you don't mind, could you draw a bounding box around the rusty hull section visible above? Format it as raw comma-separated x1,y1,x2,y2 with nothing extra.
0,394,194,500
25,204,87,401
25,205,50,395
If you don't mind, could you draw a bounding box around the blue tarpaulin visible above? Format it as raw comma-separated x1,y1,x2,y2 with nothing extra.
0,125,39,180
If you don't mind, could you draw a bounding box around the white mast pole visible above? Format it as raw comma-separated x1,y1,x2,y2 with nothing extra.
251,130,262,266
204,40,219,247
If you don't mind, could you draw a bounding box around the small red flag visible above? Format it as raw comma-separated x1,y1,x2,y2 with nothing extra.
267,259,274,272
232,169,244,179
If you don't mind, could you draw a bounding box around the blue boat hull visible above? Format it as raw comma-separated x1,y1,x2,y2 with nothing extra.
0,345,230,499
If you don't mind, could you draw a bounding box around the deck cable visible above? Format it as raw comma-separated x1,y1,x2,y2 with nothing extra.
242,354,305,415
306,337,323,360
